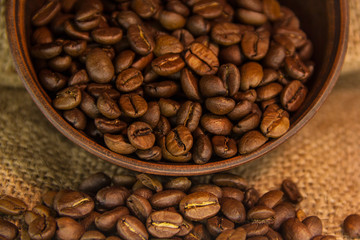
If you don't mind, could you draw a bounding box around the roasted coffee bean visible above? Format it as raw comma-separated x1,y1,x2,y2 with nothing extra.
264,43,286,69
206,216,234,237
147,211,183,238
242,223,269,237
236,8,267,26
221,187,244,202
247,205,275,224
227,100,253,121
186,15,210,36
238,130,268,154
63,108,87,130
243,187,260,209
42,190,57,209
154,35,184,57
217,63,241,97
80,230,106,240
104,134,137,154
94,118,127,134
131,0,159,18
219,45,243,66
302,216,322,238
139,102,161,129
144,81,179,98
212,136,237,159
165,177,192,192
79,172,111,195
97,93,121,119
96,186,130,209
31,41,63,60
119,94,148,119
48,55,72,72
211,22,241,46
56,217,85,239
0,195,27,215
152,53,185,76
312,235,336,240
154,116,172,141
165,126,193,156
126,194,152,221
53,86,81,110
86,48,114,84
136,146,162,161
201,114,233,135
258,190,284,209
241,30,270,60
39,69,67,92
158,98,181,118
263,0,282,21
68,69,89,86
112,175,136,188
53,190,94,218
343,214,360,238
127,122,155,150
137,174,163,192
91,27,123,45
116,68,143,92
199,75,227,98
271,202,296,230
192,0,223,19
280,80,308,112
176,101,202,132
80,211,101,230
192,134,212,164
216,227,247,240
221,198,246,224
257,82,283,101
32,0,61,26
281,218,312,240
273,34,296,57
172,29,195,47
184,224,211,240
95,206,130,232
205,97,236,115
0,219,18,240
150,190,186,209
115,50,135,73
133,188,154,200
190,184,222,199
284,55,310,80
185,42,219,76
275,27,307,48
127,24,155,55
117,215,149,240
166,0,190,17
180,68,201,101
32,26,53,45
233,89,257,102
180,192,220,221
240,62,263,91
159,11,187,31
260,104,289,138
281,179,303,203
232,110,261,135
28,216,56,240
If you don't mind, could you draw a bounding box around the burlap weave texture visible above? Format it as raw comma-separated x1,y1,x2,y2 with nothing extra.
1,0,360,239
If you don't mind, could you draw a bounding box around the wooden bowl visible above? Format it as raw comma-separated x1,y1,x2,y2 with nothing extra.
6,0,349,176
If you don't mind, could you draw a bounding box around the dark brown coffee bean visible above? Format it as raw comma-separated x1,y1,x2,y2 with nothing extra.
281,179,303,203
63,20,91,41
136,146,162,161
95,206,130,232
68,69,89,86
127,24,155,55
212,136,237,159
154,116,171,141
127,122,155,150
227,100,253,121
192,0,223,19
247,205,275,223
180,192,220,221
138,102,160,129
150,190,186,209
280,80,308,112
147,211,183,238
271,202,296,230
258,190,284,209
242,223,269,237
260,104,289,138
180,68,201,101
206,216,234,237
115,11,140,29
112,175,137,188
117,215,149,240
86,48,114,84
137,174,163,192
63,108,87,130
312,235,336,240
119,94,147,118
238,130,268,154
56,217,85,240
159,11,187,31
42,190,57,209
233,89,257,102
133,187,154,200
79,172,112,195
96,186,130,209
126,194,152,221
219,45,243,66
199,75,227,98
193,134,212,164
176,101,202,132
32,26,53,45
79,92,99,119
302,216,322,238
217,63,241,97
273,34,296,57
185,42,219,76
172,29,195,47
264,43,286,69
185,15,210,36
165,126,193,156
243,187,260,209
343,214,360,238
216,227,247,240
131,0,159,18
211,22,241,46
240,62,263,91
221,198,246,224
165,177,192,192
80,231,106,240
158,98,180,118
256,82,283,102
284,55,310,80
201,114,233,135
0,195,27,216
28,216,56,240
80,211,101,231
53,190,94,218
38,69,67,92
205,97,235,115
91,27,123,45
115,50,135,73
97,93,121,119
32,0,61,26
0,219,18,240
47,54,71,72
152,53,185,76
281,218,312,240
262,0,282,20
154,35,184,57
104,134,137,154
221,187,244,202
144,81,179,98
115,68,143,92
232,111,261,135
190,184,222,199
94,118,127,134
236,8,267,26
166,0,190,17
53,86,82,110
274,27,307,48
31,41,63,60
241,30,270,60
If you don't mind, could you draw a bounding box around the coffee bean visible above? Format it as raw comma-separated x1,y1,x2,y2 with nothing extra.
240,62,263,91
221,198,246,224
260,104,290,138
258,190,284,209
0,195,27,215
284,55,310,80
216,227,247,240
201,114,233,136
190,184,222,199
238,130,268,154
144,81,179,98
32,0,61,26
53,190,94,218
154,35,184,57
159,11,187,31
63,108,87,130
176,101,202,132
199,75,227,98
280,80,308,112
94,118,127,134
212,136,237,159
192,134,212,164
38,69,67,92
227,100,253,121
232,110,261,135
206,216,234,237
117,215,149,240
127,24,155,55
96,186,130,209
81,230,106,240
180,68,201,101
219,45,243,66
104,134,137,154
42,191,58,209
281,179,303,203
211,22,241,46
343,214,360,238
205,97,236,115
126,194,152,221
97,92,121,119
147,211,183,238
31,41,63,60
281,218,312,240
152,53,185,76
80,211,100,230
237,8,267,26
136,146,162,161
185,42,219,76
271,202,296,230
137,174,163,193
247,205,275,224
150,190,186,209
180,192,220,221
116,68,143,92
217,63,241,97
86,49,114,84
0,219,18,240
91,27,123,45
127,122,155,150
95,206,130,232
79,172,112,195
165,125,193,156
221,187,244,202
302,216,322,238
165,177,192,192
28,216,56,240
242,223,269,237
131,0,159,18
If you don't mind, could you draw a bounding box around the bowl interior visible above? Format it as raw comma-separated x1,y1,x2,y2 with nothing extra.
7,0,348,176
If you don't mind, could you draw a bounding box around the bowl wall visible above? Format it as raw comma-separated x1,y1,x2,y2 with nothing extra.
6,0,349,176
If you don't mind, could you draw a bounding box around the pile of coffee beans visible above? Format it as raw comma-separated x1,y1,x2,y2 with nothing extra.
30,0,314,163
1,172,348,240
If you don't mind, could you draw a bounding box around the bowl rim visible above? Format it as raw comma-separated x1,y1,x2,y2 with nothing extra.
5,0,349,176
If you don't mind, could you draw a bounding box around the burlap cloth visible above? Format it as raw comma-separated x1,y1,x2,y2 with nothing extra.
1,1,360,239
